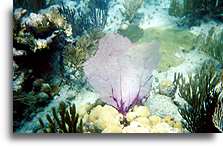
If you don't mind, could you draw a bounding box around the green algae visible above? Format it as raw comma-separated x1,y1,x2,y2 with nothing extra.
118,24,144,43
138,27,196,71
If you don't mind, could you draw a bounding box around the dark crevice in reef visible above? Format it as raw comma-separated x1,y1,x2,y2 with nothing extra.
12,8,68,131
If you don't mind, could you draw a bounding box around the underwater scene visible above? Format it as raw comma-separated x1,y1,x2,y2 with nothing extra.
13,0,223,133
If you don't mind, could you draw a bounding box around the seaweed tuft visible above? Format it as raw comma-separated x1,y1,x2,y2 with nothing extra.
173,63,222,133
38,102,83,133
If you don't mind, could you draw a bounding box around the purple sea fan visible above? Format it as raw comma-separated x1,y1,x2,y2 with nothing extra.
83,33,160,115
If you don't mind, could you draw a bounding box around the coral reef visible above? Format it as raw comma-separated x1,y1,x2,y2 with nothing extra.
64,44,87,74
13,7,70,131
120,0,144,24
84,33,160,115
169,0,223,27
13,7,70,50
159,80,176,97
39,101,83,133
58,0,110,37
194,26,223,64
63,30,105,90
118,24,144,42
87,105,123,132
213,98,223,132
145,94,183,122
194,26,223,94
13,78,59,131
12,0,223,134
64,30,104,70
13,0,53,12
168,0,184,17
173,63,222,132
58,3,79,37
84,104,183,133
13,7,71,81
126,106,150,122
87,0,110,30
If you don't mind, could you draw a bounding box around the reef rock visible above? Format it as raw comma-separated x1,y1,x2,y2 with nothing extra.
12,7,73,130
14,7,71,53
13,7,72,84
159,79,176,97
145,94,182,121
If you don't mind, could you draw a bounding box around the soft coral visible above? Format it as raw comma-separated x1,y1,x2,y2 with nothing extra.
84,33,160,115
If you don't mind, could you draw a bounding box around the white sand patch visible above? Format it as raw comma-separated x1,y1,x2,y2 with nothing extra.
139,1,177,29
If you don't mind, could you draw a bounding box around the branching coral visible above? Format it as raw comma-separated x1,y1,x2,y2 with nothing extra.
58,0,110,37
87,0,110,30
121,0,144,24
173,63,222,132
83,33,160,115
38,102,83,133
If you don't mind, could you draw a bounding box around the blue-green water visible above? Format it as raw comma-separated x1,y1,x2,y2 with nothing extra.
13,0,223,133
